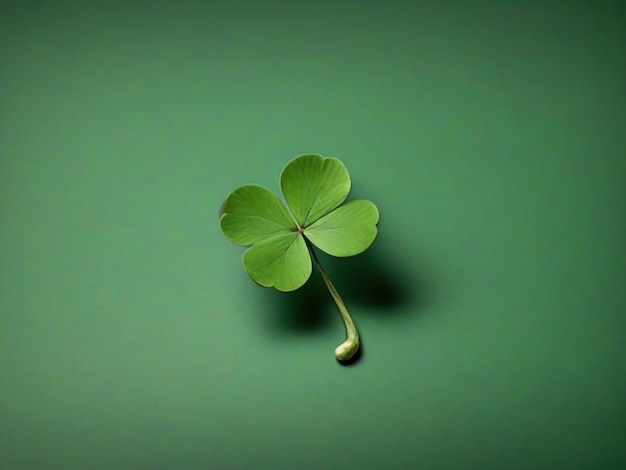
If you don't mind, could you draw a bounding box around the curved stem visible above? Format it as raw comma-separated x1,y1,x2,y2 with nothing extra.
306,239,360,362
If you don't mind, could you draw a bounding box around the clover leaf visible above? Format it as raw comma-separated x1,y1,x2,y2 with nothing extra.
219,153,379,362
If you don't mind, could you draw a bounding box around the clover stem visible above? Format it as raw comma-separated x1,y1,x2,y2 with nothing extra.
305,240,360,362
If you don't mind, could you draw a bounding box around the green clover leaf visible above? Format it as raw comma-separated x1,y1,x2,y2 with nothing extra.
220,154,379,290
219,153,380,362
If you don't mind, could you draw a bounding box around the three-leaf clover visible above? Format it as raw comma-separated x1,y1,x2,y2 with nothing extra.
219,153,379,362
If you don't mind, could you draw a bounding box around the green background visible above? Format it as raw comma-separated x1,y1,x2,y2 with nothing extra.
1,1,625,469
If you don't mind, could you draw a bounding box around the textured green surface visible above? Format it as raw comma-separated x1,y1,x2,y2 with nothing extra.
1,1,625,469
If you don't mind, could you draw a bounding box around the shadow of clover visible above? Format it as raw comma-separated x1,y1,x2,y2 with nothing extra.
258,228,428,363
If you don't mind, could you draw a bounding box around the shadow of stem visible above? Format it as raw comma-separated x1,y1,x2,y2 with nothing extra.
259,235,430,365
